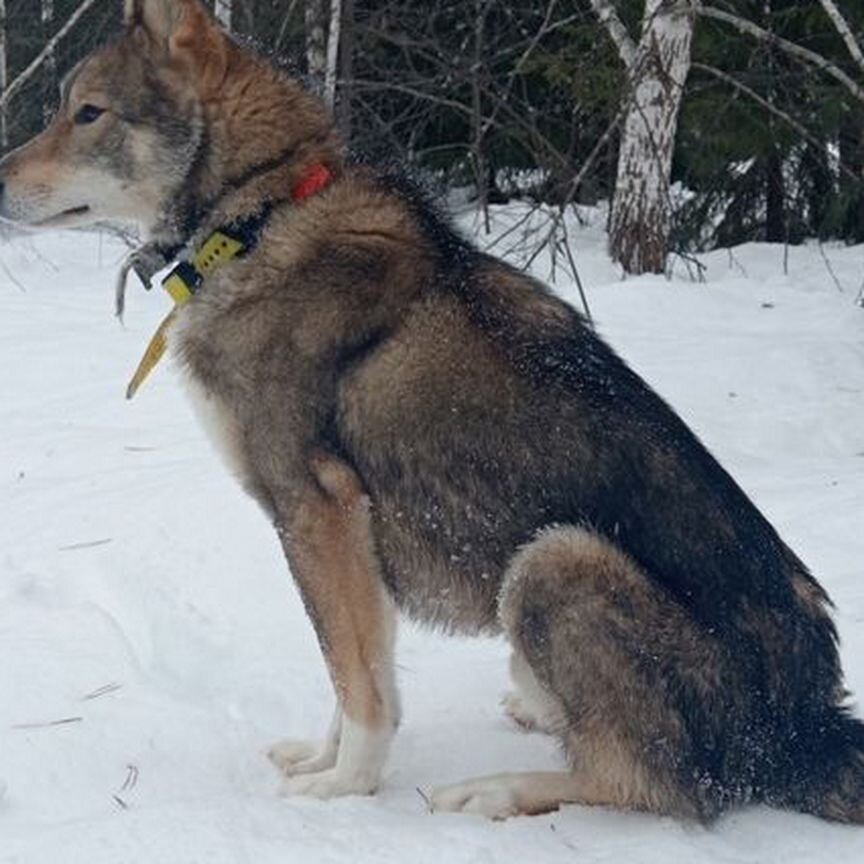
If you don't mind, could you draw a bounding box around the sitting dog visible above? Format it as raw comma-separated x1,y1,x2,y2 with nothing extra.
0,0,861,822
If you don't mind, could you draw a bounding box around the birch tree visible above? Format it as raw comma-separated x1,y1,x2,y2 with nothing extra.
324,0,342,110
591,0,695,275
337,0,355,139
0,0,7,151
306,0,327,96
214,0,232,32
42,0,55,124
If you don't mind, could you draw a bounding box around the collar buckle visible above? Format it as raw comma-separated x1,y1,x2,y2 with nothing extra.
163,260,204,306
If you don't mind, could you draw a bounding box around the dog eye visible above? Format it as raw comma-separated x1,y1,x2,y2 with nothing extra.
74,104,106,125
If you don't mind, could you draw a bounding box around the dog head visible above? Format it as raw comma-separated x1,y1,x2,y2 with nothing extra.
0,0,228,231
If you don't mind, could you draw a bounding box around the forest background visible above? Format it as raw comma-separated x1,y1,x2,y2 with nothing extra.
0,1,862,278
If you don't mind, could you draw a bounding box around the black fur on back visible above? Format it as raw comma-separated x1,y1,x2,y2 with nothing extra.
348,168,862,817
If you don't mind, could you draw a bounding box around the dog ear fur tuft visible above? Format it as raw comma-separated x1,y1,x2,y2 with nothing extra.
125,1,228,91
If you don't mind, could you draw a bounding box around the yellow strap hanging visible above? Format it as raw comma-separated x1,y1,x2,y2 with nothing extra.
126,308,179,400
126,164,332,401
126,231,248,400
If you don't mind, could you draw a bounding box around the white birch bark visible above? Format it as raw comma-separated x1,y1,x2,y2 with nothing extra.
601,0,695,274
214,0,232,32
42,0,55,124
588,0,637,68
337,0,355,138
323,0,342,110
306,0,327,96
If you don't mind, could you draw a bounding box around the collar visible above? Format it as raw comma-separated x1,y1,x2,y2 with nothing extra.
126,162,334,400
161,204,274,306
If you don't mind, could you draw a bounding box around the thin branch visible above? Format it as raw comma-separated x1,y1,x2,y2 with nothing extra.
693,2,864,104
482,2,574,138
692,62,860,183
818,0,864,75
273,0,303,55
818,239,845,293
589,0,637,69
525,106,626,271
0,0,101,109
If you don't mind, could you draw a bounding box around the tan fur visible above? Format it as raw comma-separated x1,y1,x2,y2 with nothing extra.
2,0,860,822
499,527,726,818
285,455,398,732
431,771,617,820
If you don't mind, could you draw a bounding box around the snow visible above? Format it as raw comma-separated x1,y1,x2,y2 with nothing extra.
2,209,864,862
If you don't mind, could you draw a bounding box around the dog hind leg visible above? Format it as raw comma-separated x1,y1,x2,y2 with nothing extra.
435,526,723,820
432,771,613,819
501,650,565,734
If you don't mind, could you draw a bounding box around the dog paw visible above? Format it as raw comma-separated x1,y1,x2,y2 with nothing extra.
501,691,541,732
268,739,337,777
280,768,379,800
430,779,519,820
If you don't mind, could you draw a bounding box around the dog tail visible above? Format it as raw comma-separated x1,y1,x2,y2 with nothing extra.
780,709,864,824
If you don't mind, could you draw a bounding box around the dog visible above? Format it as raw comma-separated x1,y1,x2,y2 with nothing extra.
1,0,862,823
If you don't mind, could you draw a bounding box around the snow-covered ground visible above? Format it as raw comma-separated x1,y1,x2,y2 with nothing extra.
2,209,864,862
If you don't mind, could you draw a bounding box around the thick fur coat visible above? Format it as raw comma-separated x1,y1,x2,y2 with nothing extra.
0,0,861,823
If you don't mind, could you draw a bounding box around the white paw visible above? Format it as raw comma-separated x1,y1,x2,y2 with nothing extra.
502,691,542,732
268,739,337,777
431,780,519,820
281,767,380,800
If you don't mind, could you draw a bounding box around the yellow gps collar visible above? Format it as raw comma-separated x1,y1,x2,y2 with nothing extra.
126,163,334,401
126,229,247,400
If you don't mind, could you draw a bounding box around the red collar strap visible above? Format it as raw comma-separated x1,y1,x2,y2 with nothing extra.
291,164,334,203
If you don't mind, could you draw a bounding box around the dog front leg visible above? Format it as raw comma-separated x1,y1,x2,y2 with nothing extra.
271,454,399,799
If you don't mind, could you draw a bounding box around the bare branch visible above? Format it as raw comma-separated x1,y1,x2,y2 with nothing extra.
589,0,637,68
0,0,101,110
525,106,626,270
482,1,574,138
692,62,859,183
818,0,864,75
694,2,864,104
273,0,303,55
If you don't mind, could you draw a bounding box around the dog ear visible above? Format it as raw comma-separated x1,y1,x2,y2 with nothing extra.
123,0,139,25
124,0,182,39
126,1,228,92
169,1,230,91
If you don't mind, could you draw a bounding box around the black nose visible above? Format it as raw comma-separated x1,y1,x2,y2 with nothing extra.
0,180,4,202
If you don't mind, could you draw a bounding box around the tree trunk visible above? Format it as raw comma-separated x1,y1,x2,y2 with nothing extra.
472,0,490,231
0,0,7,151
839,112,864,242
764,147,785,242
305,0,327,97
337,0,355,140
42,0,55,125
214,0,232,32
609,0,695,275
324,0,342,110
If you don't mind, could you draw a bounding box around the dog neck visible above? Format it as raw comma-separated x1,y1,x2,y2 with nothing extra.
152,43,343,254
